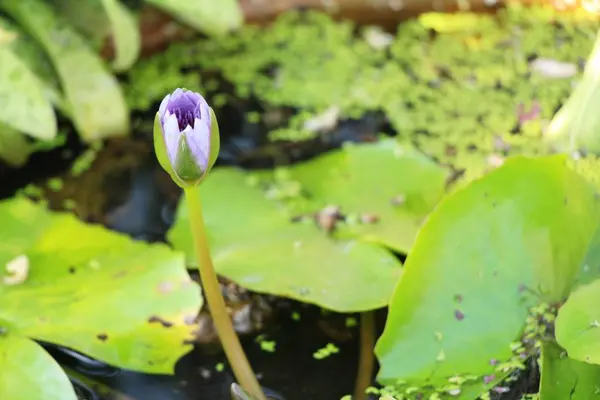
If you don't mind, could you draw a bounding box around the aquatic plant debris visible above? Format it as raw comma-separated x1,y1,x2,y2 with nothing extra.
125,4,599,185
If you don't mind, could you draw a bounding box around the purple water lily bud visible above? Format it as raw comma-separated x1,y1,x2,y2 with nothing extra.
153,88,220,187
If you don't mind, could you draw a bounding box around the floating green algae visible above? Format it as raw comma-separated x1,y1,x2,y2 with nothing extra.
124,4,599,184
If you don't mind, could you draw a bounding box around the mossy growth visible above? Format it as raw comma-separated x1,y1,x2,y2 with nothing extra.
124,3,599,184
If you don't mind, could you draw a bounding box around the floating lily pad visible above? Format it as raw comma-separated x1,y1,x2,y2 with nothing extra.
1,0,129,141
145,0,242,36
168,168,402,313
375,156,600,387
281,140,449,253
0,333,77,400
0,198,202,373
539,341,600,399
0,46,56,140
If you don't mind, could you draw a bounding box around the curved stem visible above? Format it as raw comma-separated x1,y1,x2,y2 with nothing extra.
353,311,376,400
185,188,267,400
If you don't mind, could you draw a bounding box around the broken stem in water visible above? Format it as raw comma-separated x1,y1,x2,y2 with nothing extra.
353,311,376,400
185,187,267,400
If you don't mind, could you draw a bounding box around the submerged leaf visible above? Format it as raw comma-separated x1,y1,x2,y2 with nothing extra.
539,341,600,399
0,198,202,373
0,46,56,140
375,156,600,387
168,168,401,312
145,0,243,36
282,139,449,253
0,333,77,400
0,123,34,167
1,0,129,141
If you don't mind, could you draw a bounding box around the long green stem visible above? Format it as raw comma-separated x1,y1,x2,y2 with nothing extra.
185,188,267,400
353,311,376,400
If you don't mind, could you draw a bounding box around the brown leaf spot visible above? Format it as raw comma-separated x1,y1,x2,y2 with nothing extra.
455,310,465,321
113,270,127,279
68,266,76,274
148,315,173,328
97,333,108,341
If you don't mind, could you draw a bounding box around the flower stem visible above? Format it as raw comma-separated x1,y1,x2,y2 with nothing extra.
353,311,375,400
185,188,267,400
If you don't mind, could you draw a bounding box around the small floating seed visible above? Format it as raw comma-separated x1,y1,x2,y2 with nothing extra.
360,213,379,224
390,194,406,206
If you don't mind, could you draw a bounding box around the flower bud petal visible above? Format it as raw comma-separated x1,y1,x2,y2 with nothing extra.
153,88,220,188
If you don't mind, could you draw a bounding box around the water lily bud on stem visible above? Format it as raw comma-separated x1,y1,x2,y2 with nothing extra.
153,88,266,400
153,88,220,188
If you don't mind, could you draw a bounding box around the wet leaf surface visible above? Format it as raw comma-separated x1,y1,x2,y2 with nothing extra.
1,0,129,141
555,279,600,367
280,139,449,253
168,167,401,313
539,341,600,399
0,333,77,400
376,156,600,389
0,197,202,374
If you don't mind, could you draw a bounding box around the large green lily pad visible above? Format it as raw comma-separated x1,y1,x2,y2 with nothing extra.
539,341,600,399
168,168,402,313
0,198,202,373
0,0,129,141
280,140,449,253
375,156,600,387
0,333,77,400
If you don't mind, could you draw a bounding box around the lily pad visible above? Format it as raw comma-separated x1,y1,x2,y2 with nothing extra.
0,0,129,141
281,140,449,253
146,0,243,36
555,279,600,367
0,333,77,400
539,341,600,399
375,155,600,387
0,46,56,140
0,198,202,374
168,168,402,313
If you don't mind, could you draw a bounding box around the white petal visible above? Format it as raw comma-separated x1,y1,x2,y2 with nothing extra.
158,94,171,118
186,117,210,169
163,113,181,164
